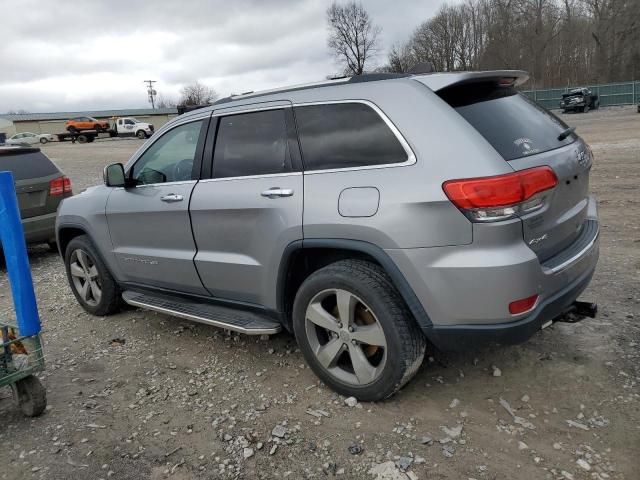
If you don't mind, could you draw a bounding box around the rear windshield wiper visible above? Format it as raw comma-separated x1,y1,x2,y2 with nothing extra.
557,126,576,141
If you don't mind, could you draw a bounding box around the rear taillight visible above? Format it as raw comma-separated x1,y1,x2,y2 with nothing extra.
49,176,72,196
442,166,557,222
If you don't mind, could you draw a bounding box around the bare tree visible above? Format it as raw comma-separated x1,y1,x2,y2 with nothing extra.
327,1,381,75
385,0,640,87
156,94,177,109
179,81,218,106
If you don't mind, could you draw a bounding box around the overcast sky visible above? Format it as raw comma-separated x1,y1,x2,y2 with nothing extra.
1,0,447,113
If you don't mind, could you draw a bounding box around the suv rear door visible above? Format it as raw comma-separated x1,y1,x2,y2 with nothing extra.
190,101,303,308
105,114,210,295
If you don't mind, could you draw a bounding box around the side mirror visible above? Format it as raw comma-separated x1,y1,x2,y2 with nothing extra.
103,163,126,187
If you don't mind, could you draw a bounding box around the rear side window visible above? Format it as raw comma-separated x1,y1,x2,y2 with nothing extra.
294,103,408,170
0,149,59,180
439,83,575,161
213,109,292,179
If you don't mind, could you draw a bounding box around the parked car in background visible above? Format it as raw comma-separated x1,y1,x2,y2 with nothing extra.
57,70,599,401
560,88,599,113
6,132,56,145
65,116,109,133
0,146,72,255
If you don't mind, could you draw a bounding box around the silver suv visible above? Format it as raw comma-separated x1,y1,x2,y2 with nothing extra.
56,71,599,401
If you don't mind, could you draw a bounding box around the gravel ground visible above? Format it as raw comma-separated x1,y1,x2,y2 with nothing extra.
1,107,639,480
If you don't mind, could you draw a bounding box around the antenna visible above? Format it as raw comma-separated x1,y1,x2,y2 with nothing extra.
143,80,157,109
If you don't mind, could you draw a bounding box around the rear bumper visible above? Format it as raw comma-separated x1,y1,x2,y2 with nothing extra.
386,196,599,351
425,263,596,351
22,212,57,244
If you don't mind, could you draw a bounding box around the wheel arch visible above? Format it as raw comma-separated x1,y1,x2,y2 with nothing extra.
277,239,432,333
56,225,88,257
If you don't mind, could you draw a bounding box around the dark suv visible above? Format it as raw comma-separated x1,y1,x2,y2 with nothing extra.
560,88,599,113
0,146,72,251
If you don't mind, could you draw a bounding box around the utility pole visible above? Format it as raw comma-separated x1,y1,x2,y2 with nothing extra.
144,80,157,109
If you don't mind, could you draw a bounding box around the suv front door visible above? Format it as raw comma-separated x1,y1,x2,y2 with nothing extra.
105,115,210,295
190,103,303,309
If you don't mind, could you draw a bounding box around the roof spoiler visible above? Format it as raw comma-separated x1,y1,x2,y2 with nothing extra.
414,70,529,92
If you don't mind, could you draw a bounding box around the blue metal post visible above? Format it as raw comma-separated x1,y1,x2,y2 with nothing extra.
0,171,41,336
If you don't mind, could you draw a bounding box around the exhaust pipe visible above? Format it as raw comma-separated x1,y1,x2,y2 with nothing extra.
554,301,598,324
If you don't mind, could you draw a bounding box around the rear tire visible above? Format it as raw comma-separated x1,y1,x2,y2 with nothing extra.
64,235,121,316
293,259,426,401
39,137,47,144
67,126,77,134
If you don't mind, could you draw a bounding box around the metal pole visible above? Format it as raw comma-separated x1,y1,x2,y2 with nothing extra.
143,80,157,109
0,171,41,337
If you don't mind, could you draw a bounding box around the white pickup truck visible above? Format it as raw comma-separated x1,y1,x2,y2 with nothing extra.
112,117,155,139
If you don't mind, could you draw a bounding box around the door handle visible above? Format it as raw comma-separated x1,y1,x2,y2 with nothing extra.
160,194,184,202
261,188,294,199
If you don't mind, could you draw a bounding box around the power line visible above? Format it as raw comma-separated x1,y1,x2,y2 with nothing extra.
143,80,157,109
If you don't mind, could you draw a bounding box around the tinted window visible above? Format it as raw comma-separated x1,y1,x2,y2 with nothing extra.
132,120,203,184
213,109,291,178
0,149,59,180
294,103,407,170
438,83,576,161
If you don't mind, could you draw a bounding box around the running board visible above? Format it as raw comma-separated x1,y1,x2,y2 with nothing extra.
121,291,281,335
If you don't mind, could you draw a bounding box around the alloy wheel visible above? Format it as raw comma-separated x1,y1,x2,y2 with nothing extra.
69,249,102,307
304,288,387,386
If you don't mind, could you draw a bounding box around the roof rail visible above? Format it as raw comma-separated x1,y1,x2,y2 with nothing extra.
213,73,411,106
177,104,211,115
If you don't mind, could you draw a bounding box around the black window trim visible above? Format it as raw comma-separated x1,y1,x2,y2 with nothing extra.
201,104,303,182
291,99,416,174
124,114,211,187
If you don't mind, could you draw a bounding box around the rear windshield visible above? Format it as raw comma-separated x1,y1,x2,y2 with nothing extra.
0,149,59,180
438,83,576,160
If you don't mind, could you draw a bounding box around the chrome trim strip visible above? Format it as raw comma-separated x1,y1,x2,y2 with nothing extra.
291,99,417,174
543,228,599,275
199,172,302,183
122,296,281,335
111,180,196,190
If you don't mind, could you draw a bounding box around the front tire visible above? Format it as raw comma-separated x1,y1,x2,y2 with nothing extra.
64,235,121,316
39,137,48,144
293,259,426,401
136,130,147,139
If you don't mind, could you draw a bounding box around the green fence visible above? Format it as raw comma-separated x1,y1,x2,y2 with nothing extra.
523,81,640,110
